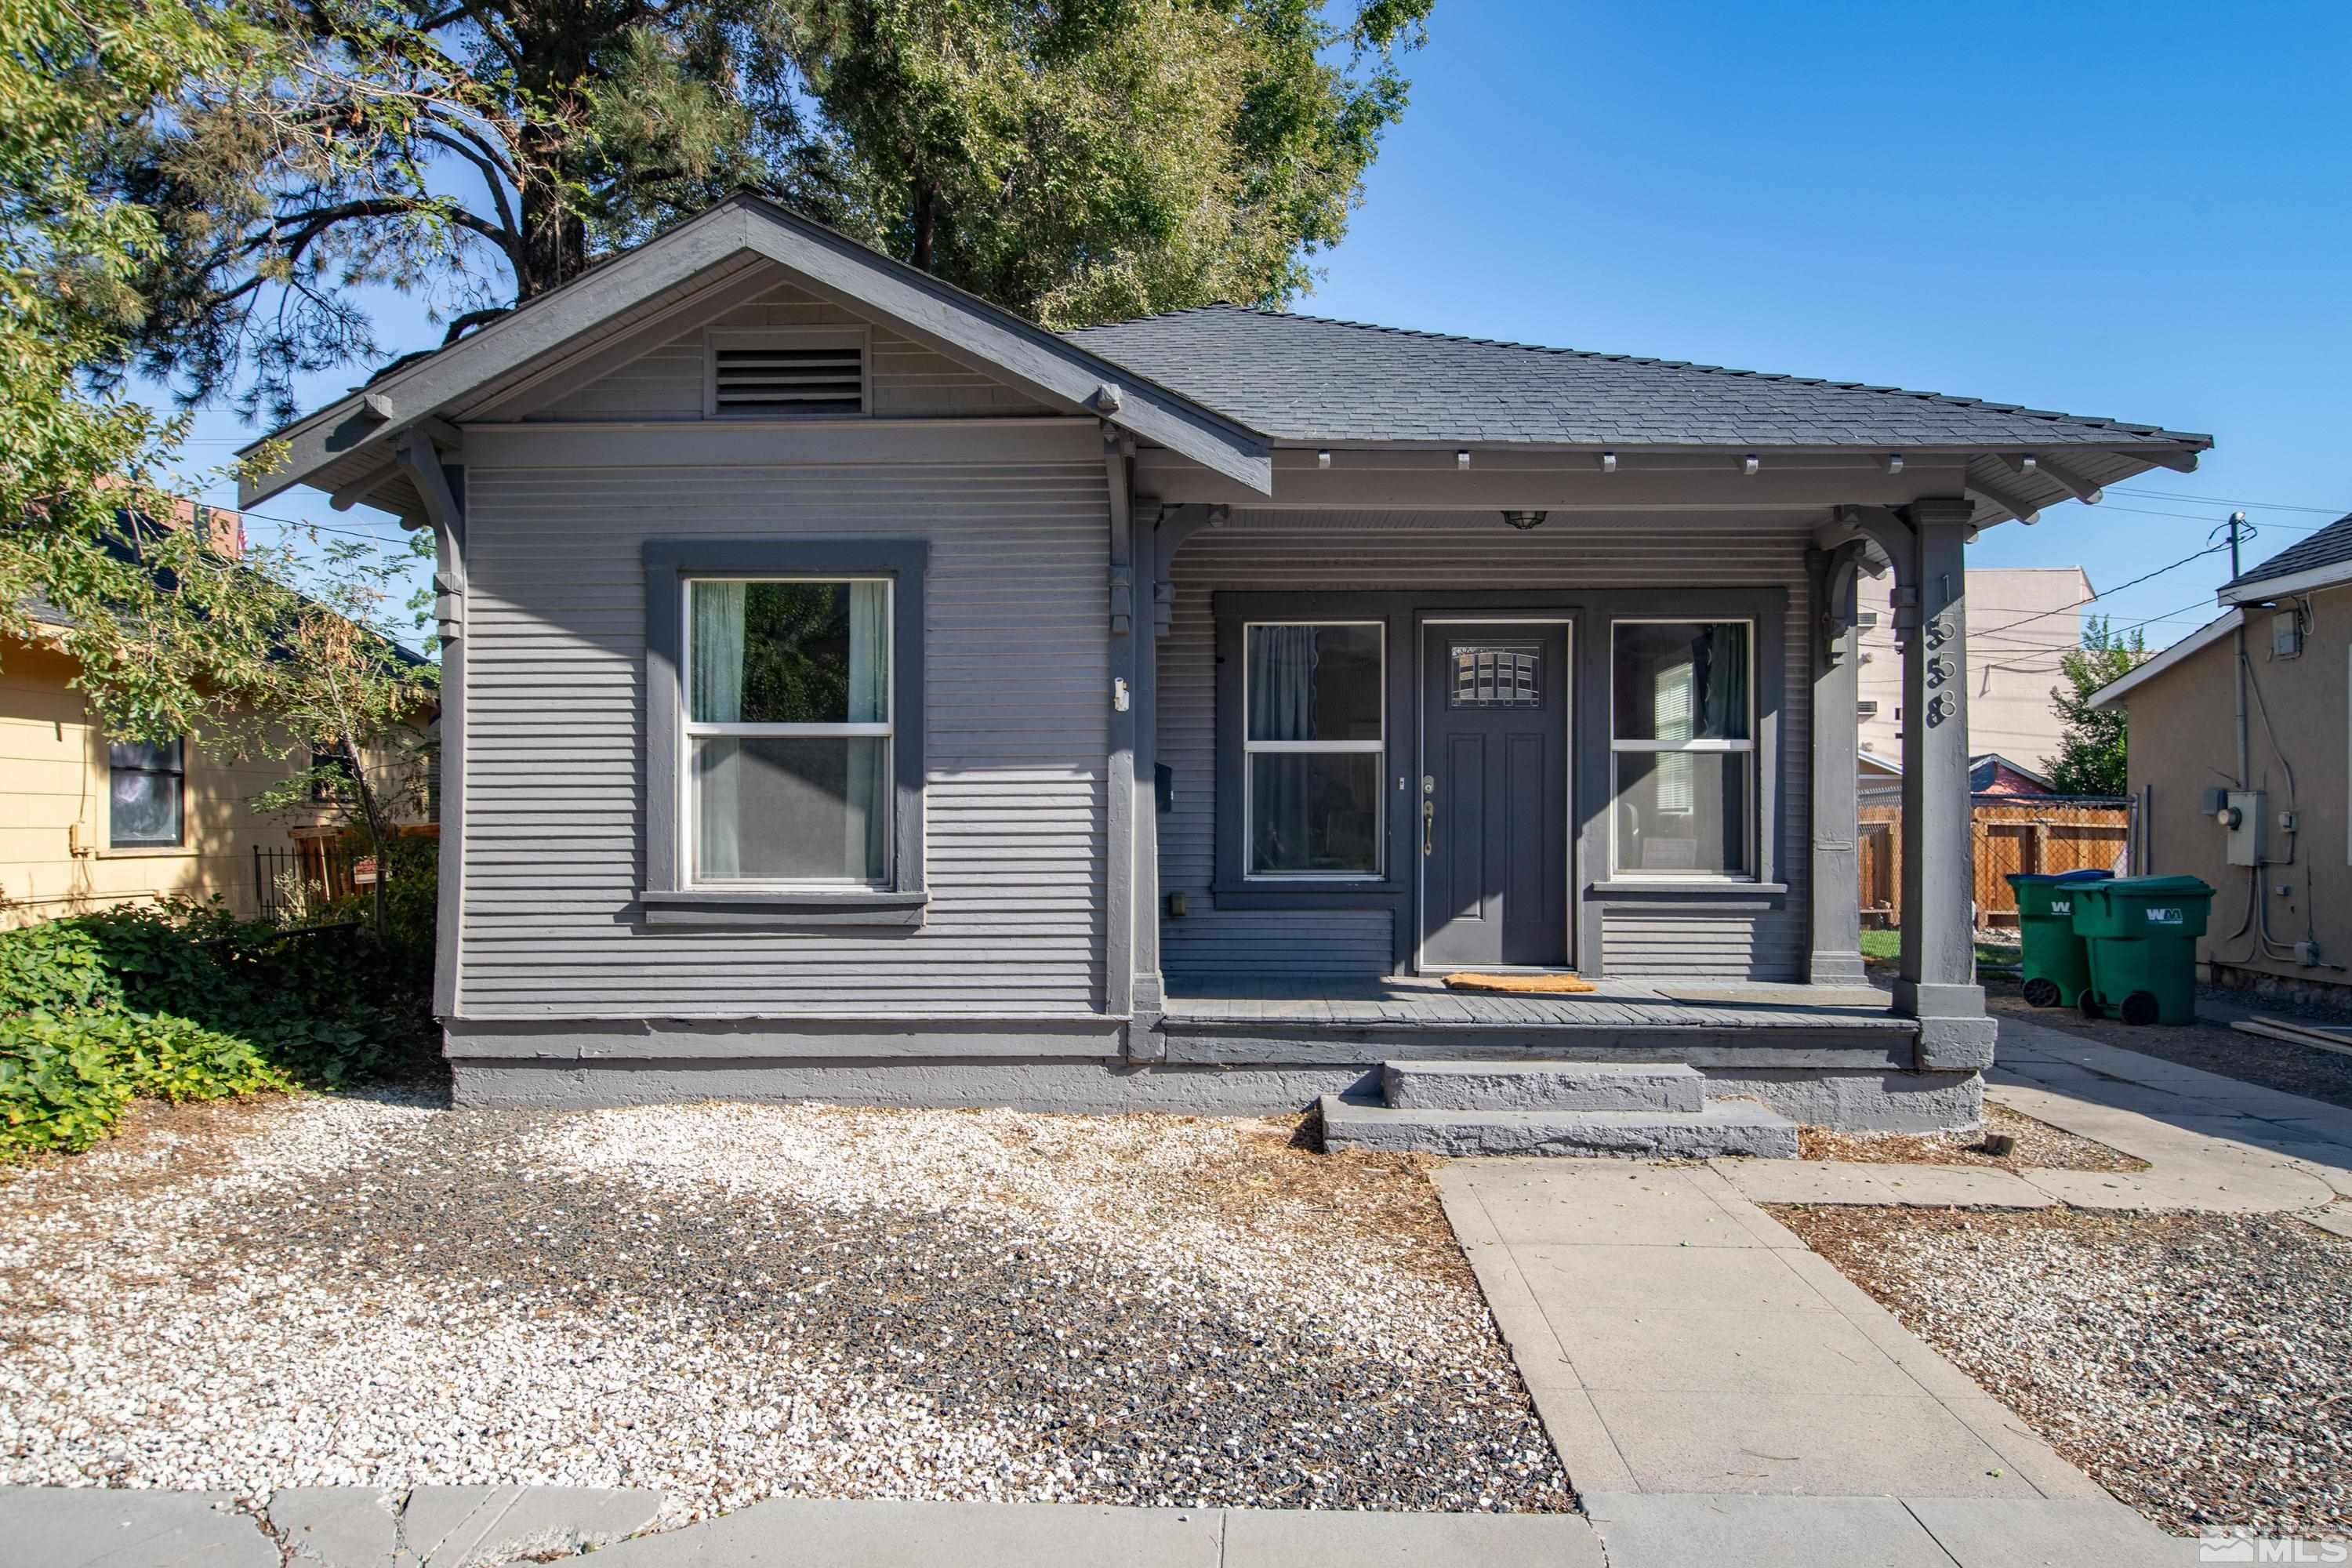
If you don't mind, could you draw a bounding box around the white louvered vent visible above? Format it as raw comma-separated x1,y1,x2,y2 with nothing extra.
707,331,866,416
1855,700,1880,720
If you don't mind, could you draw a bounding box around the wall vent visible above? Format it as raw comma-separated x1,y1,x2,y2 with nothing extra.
707,330,867,416
1855,700,1880,720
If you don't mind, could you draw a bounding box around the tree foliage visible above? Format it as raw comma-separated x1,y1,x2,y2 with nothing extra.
2043,615,2143,797
103,0,1435,423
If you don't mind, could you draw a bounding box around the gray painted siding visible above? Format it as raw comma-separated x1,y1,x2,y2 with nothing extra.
459,459,1110,1018
1157,511,1814,984
534,273,1051,421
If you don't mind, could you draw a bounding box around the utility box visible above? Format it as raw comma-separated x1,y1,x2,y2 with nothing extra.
2221,789,2269,866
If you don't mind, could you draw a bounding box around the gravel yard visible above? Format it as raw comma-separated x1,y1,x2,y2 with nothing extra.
1775,1204,2352,1541
1795,1102,2149,1172
0,1092,1567,1520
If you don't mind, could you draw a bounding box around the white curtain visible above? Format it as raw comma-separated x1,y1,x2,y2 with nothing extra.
691,583,747,879
844,582,888,880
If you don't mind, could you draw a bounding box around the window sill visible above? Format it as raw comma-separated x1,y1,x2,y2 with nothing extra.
637,888,929,928
1590,879,1788,895
96,845,194,860
1208,879,1403,910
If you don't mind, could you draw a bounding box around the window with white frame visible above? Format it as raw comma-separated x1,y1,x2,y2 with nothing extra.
684,577,891,886
1243,622,1384,877
1610,621,1754,877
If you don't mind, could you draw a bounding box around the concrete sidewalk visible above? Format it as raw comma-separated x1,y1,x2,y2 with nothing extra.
1436,1160,2106,1502
1709,1015,2352,1225
0,1488,2199,1566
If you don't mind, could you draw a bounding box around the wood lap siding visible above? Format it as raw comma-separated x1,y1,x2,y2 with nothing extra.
1157,511,1813,984
533,274,1049,422
460,462,1109,1018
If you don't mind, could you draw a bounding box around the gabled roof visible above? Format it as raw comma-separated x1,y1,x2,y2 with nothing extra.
240,194,2211,524
2087,609,2241,710
1060,304,2211,453
2217,512,2352,604
241,194,1274,506
1970,753,2053,793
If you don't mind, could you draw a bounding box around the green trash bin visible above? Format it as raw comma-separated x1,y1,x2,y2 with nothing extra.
2068,874,2214,1026
2005,869,2111,1010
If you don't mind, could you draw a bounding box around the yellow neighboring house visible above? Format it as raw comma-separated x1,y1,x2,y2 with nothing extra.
2,508,434,929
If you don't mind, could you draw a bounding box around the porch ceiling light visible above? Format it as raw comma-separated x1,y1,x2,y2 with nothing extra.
1501,510,1548,531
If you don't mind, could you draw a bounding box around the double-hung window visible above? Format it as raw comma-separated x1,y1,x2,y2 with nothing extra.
683,577,893,887
1610,620,1754,877
108,738,184,848
1243,622,1385,877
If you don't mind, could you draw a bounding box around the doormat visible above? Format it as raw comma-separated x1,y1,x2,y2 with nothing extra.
1442,972,1598,995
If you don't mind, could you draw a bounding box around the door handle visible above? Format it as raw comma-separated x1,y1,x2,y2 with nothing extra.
1421,775,1436,857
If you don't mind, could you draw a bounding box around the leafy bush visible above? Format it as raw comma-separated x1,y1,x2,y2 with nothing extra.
0,887,437,1158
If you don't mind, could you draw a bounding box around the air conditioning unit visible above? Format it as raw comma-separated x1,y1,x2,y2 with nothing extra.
1855,701,1880,720
1856,610,1880,630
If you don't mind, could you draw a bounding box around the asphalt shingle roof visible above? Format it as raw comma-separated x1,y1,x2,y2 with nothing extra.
1062,304,2207,450
2222,511,2352,593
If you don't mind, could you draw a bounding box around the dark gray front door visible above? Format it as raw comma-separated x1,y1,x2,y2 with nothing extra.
1419,626,1570,970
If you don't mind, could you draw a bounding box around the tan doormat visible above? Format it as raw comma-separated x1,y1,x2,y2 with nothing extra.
1441,972,1598,995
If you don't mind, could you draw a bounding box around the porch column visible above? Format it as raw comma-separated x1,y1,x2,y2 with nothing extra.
1805,543,1870,985
1891,497,1994,1069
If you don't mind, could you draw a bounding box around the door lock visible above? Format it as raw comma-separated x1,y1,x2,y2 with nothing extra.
1421,775,1436,857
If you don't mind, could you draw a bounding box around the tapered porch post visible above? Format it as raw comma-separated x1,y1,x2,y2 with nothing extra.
1806,543,1871,985
1891,497,1994,1069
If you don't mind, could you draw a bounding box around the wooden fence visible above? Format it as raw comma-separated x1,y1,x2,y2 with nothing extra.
1858,794,2131,929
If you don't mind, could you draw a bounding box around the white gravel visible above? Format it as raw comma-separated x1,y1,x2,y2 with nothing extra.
1777,1204,2352,1541
0,1092,1566,1519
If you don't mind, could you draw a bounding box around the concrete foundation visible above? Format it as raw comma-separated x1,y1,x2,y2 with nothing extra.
451,1054,1986,1133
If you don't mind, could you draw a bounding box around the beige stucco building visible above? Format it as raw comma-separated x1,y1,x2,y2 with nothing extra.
2091,517,2352,1001
1858,566,2089,775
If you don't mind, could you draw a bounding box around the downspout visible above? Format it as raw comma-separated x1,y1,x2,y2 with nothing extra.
394,430,466,1022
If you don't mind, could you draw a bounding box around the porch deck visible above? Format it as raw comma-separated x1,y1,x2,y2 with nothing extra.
1152,976,1923,1069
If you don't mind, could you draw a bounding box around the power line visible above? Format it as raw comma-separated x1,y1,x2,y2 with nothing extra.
2110,485,2348,517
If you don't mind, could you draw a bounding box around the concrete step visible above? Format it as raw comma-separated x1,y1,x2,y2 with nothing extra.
1319,1094,1798,1159
1381,1059,1704,1112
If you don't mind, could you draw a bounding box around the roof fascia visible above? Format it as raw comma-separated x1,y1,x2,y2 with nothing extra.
2218,558,2352,605
2087,609,2242,710
244,198,1272,504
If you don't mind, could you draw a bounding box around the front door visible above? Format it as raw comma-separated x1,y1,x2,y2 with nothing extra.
1418,625,1570,970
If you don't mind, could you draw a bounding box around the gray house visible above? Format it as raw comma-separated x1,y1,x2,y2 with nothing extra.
241,194,2210,1147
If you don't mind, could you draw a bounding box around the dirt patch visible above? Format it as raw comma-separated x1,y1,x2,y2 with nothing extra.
1796,1103,2148,1172
1773,1203,2352,1541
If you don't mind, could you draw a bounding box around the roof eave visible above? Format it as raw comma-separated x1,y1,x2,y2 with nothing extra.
241,196,1272,505
2217,561,2352,606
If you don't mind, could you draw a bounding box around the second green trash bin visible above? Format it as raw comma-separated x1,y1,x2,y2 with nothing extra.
2068,874,2215,1026
2006,868,2111,1010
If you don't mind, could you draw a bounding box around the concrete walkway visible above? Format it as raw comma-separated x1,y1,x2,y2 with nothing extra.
0,1487,2201,1566
1437,1160,2107,1501
1713,1015,2352,1228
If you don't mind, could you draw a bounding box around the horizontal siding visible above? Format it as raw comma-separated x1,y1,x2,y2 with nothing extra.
1157,510,1813,984
459,460,1109,1018
535,274,1050,421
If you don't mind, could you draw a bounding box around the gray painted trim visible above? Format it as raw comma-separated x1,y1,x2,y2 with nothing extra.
446,1016,1123,1060
1203,587,1786,979
1105,441,1136,1023
1581,589,1787,977
641,538,928,927
1805,546,1868,985
465,418,1102,471
243,198,1273,504
398,450,466,1020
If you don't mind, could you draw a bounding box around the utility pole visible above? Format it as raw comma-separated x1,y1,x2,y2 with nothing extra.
2228,510,2246,579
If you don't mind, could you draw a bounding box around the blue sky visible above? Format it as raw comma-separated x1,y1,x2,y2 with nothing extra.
165,1,2352,652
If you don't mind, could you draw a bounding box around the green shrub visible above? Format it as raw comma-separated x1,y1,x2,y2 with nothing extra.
0,889,437,1159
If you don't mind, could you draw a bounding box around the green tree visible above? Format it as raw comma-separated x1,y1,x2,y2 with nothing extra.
104,0,1435,424
2042,616,2144,797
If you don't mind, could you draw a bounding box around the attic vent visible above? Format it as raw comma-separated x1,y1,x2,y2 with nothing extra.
706,330,866,417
